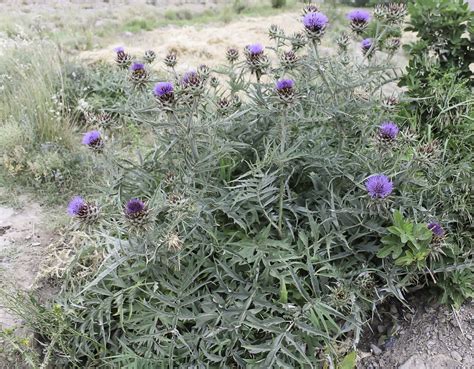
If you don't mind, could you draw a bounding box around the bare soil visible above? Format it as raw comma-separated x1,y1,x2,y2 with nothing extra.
358,293,474,369
0,194,53,329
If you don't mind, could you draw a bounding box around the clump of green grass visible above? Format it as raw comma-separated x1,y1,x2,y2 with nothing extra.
0,43,76,147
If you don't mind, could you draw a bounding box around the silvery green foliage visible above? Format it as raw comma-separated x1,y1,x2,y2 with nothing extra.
30,8,472,367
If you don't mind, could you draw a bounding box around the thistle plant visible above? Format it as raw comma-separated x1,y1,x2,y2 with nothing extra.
17,4,473,367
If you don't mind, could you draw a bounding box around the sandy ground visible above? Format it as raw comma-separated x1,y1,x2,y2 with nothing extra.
0,194,53,329
79,11,413,71
79,11,310,69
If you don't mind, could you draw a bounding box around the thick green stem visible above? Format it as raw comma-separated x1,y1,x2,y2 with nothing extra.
277,109,288,238
311,40,337,102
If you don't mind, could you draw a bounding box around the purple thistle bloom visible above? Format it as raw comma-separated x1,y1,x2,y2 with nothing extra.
114,46,124,53
347,9,371,23
82,130,101,146
153,82,174,97
130,62,145,71
181,70,200,87
428,222,445,238
246,43,264,56
276,79,294,91
68,196,86,216
125,198,146,215
302,12,329,32
361,38,373,51
379,121,399,140
365,174,393,199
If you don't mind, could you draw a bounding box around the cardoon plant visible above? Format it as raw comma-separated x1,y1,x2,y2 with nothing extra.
26,6,471,368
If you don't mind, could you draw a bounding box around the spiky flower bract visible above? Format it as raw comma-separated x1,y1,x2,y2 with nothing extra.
226,47,239,63
245,43,269,77
365,174,393,199
164,51,177,68
113,46,132,68
143,50,156,63
275,78,295,102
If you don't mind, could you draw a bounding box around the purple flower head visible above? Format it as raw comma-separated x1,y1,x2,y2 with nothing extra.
365,174,393,199
302,12,329,32
68,196,86,216
276,79,294,91
347,9,371,23
153,82,174,97
379,121,399,140
246,43,264,56
125,198,146,215
82,130,101,146
181,70,199,86
114,46,124,53
428,222,445,238
130,62,145,72
361,38,373,51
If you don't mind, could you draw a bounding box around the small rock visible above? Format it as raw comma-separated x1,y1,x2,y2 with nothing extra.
390,305,398,314
370,343,382,356
399,355,428,369
377,324,385,333
451,351,462,362
427,340,436,346
465,334,472,341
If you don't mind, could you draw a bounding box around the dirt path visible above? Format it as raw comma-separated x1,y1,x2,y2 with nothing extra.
0,195,53,328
